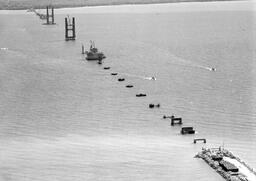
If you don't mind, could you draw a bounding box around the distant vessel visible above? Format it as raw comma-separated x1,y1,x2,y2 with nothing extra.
85,41,106,61
211,67,216,72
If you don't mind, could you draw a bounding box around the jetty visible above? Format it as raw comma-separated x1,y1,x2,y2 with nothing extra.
195,147,256,181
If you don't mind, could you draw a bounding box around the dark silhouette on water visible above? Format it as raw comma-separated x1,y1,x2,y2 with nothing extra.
65,15,76,41
85,41,106,61
136,93,146,97
118,78,125,82
126,85,133,88
149,104,160,108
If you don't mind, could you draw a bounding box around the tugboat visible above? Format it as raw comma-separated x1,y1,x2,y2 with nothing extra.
85,41,106,61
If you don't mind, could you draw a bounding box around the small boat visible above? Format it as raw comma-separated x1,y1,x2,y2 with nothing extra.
136,93,146,97
118,78,125,82
104,67,110,70
111,73,118,76
126,85,133,88
85,41,106,61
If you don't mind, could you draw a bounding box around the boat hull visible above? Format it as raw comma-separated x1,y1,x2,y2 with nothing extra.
86,53,106,61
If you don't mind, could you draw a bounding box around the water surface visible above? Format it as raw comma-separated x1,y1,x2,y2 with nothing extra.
0,1,255,181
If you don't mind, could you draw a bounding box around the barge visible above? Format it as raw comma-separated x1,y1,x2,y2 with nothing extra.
181,127,195,134
195,147,256,181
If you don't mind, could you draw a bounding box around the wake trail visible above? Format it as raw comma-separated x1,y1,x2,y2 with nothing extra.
128,40,215,72
120,72,156,80
0,47,68,63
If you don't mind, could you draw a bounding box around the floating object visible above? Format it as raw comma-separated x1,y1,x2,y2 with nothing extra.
171,116,182,126
126,85,133,88
118,78,125,82
98,60,102,65
181,127,195,134
104,67,110,70
111,73,118,76
136,93,146,97
65,15,75,41
85,41,106,61
193,138,206,144
149,104,160,108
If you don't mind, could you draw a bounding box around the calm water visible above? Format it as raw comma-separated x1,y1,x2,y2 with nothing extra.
0,2,255,181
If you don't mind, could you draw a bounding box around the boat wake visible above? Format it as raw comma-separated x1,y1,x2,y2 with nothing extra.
198,65,216,72
144,77,156,80
121,73,156,81
130,40,216,72
166,54,216,72
0,47,9,51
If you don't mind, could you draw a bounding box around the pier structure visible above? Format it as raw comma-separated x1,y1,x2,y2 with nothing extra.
45,6,55,25
193,138,206,144
65,16,76,41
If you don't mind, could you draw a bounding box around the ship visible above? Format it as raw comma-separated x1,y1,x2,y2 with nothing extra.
85,41,106,61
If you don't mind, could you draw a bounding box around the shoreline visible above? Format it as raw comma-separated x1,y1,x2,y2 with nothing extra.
0,0,244,10
0,0,252,14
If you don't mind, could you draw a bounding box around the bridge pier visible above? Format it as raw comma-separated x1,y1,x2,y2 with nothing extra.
65,16,76,41
45,6,55,25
